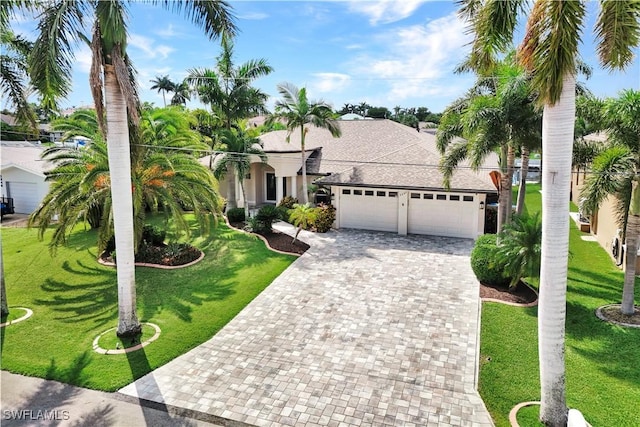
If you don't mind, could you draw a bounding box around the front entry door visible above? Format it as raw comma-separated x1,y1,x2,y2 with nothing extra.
266,173,276,202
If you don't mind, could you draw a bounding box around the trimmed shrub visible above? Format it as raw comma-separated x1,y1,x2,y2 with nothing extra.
278,196,298,210
142,225,166,246
256,205,281,233
312,203,336,233
226,207,246,223
470,234,510,287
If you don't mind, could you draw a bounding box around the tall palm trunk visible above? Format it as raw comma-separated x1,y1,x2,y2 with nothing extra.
300,126,309,204
497,145,515,232
0,238,8,317
226,165,237,210
104,65,141,338
623,183,640,314
538,74,575,426
516,145,531,215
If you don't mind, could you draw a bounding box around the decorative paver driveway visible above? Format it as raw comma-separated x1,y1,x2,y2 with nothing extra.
120,226,493,426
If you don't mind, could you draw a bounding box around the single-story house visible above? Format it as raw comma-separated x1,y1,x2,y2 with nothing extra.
208,119,499,239
1,141,51,214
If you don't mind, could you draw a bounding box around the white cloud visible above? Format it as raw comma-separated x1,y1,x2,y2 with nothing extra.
129,33,175,60
310,73,352,95
348,13,472,103
155,24,185,38
73,45,92,74
347,0,427,25
238,12,269,20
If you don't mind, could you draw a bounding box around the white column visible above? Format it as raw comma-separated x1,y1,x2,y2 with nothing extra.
276,175,283,203
290,176,297,199
397,191,408,235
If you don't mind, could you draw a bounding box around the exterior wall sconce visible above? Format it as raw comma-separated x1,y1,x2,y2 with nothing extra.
479,201,485,210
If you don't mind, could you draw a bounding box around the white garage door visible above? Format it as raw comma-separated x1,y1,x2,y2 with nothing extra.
339,187,398,232
6,181,39,214
408,192,477,238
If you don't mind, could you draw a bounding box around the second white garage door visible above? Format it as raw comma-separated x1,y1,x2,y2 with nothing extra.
408,192,477,238
6,181,40,214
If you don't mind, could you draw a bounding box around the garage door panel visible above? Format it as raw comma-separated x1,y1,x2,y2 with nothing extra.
6,181,39,214
340,189,397,232
408,193,476,238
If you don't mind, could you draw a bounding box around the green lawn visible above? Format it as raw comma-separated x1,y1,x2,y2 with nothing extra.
480,183,640,426
0,217,295,391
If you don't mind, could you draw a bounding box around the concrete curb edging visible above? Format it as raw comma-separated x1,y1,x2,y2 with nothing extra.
93,322,161,355
481,282,539,308
98,248,205,269
0,307,33,327
595,304,640,328
223,215,303,257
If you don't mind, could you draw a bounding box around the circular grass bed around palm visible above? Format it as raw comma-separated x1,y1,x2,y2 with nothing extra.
94,323,160,353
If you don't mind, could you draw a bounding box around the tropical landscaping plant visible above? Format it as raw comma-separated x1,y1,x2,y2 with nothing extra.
28,0,235,337
268,83,341,204
470,234,509,287
289,203,317,244
496,212,542,288
149,74,175,107
580,89,640,315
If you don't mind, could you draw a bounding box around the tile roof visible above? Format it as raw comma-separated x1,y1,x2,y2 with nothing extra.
259,119,498,193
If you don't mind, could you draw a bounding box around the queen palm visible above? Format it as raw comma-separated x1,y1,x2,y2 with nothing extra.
149,75,175,107
187,34,272,209
268,83,341,204
581,89,640,315
212,125,267,218
460,1,640,424
30,0,235,337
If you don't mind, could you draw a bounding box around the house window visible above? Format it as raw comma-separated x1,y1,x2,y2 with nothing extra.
450,195,460,201
424,194,433,200
354,189,363,195
245,173,251,180
342,189,351,195
388,192,398,197
410,193,421,199
377,191,386,197
463,195,474,202
436,194,446,200
365,190,374,196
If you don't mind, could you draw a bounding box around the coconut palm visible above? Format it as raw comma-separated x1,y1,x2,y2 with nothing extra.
212,125,267,218
581,89,640,315
268,82,342,204
459,1,640,424
437,56,541,232
150,75,175,107
29,0,235,337
170,80,191,106
187,33,272,208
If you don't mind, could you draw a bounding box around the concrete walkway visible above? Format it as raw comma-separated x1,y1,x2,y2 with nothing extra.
120,224,493,426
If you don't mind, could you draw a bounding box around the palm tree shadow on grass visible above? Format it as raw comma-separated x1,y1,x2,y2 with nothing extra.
568,266,628,301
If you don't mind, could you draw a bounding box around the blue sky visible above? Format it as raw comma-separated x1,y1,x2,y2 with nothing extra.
11,1,640,114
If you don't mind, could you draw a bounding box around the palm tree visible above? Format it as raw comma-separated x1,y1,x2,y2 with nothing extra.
170,80,191,106
187,33,272,209
460,1,640,424
496,212,542,288
30,107,222,254
212,125,267,219
149,75,175,107
29,0,236,337
268,82,341,204
581,89,640,315
438,56,541,232
289,203,317,244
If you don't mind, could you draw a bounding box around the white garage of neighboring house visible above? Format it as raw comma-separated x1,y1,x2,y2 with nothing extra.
214,119,499,240
1,142,51,215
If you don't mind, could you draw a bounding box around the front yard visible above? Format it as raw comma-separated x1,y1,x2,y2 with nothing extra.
479,184,640,426
0,217,295,391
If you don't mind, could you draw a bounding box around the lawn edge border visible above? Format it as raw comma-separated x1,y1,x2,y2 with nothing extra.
97,249,205,269
223,215,302,257
0,307,33,327
595,304,640,328
481,283,539,308
509,400,540,426
93,322,161,355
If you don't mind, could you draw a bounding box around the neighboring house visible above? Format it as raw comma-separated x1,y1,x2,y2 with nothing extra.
207,119,499,239
0,141,50,214
570,132,640,271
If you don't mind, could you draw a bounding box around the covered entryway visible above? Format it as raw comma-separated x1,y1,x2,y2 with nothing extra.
338,187,398,232
408,191,478,238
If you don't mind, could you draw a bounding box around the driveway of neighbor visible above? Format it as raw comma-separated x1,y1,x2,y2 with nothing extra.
119,224,493,427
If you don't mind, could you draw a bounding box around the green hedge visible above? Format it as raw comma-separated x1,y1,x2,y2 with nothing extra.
470,234,509,286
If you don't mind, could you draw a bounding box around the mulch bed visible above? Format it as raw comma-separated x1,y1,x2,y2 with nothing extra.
598,304,640,326
480,281,538,305
229,222,310,255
